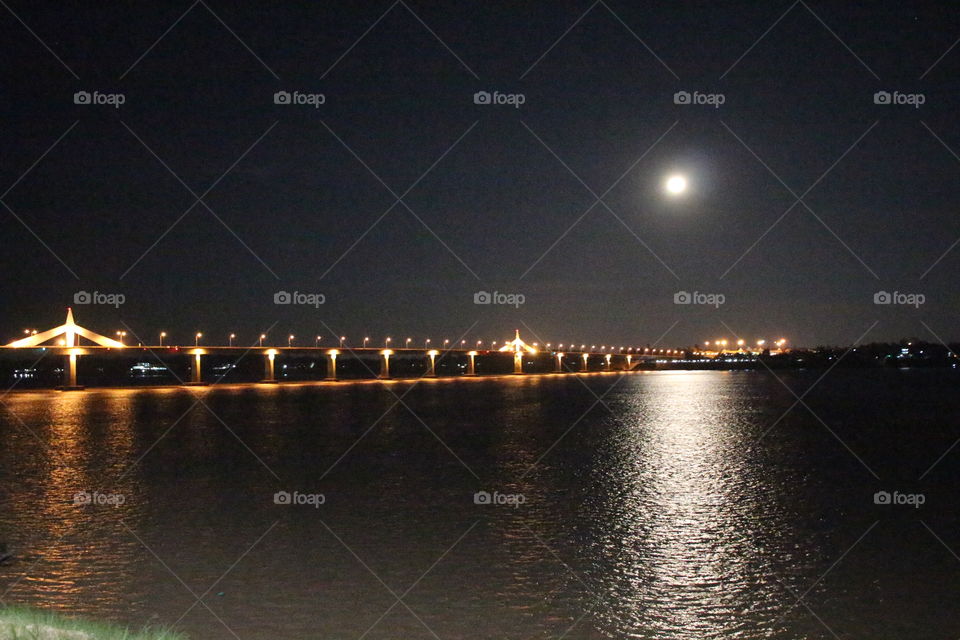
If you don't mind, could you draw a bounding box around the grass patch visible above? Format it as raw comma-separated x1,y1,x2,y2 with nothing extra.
0,607,187,640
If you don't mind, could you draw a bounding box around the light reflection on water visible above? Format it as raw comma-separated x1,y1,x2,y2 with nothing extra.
0,371,958,638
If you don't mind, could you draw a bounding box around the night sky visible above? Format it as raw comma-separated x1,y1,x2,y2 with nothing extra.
2,1,959,349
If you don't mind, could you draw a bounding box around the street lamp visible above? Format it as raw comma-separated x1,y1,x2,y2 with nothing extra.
385,337,392,348
406,337,412,348
340,336,346,347
159,331,166,347
315,335,322,347
195,332,202,346
364,337,370,348
229,333,236,347
424,338,431,348
288,334,295,347
259,334,266,347
116,331,126,345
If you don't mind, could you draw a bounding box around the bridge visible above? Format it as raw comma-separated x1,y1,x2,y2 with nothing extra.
3,309,686,390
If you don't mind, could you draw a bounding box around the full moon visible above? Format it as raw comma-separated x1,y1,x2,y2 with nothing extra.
665,174,687,195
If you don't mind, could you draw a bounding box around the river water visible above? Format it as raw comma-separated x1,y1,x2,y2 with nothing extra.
1,369,959,639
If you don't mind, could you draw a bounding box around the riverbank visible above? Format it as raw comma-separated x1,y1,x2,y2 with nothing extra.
0,607,185,640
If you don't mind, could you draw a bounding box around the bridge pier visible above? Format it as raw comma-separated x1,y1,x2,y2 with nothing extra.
554,352,563,373
425,350,438,377
379,350,392,379
581,353,589,372
466,351,477,376
512,351,523,374
626,354,632,370
184,351,208,386
260,350,278,383
604,354,612,371
57,352,84,390
326,350,338,381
